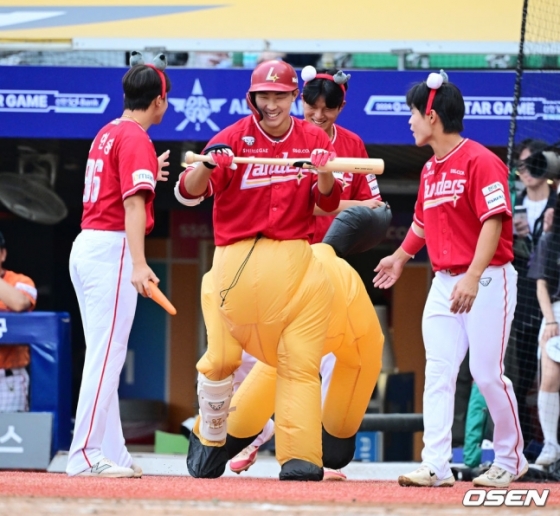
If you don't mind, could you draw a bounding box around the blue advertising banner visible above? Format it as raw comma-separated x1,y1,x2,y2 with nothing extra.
0,66,558,146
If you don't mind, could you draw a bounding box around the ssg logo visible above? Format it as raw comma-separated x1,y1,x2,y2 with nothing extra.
169,79,227,132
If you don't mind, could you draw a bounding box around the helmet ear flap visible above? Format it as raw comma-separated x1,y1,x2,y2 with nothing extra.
246,91,263,121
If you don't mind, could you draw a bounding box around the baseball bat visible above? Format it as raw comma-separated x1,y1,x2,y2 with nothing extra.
144,280,177,315
184,151,384,175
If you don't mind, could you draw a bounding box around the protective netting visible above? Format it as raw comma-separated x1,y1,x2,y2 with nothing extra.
506,0,560,471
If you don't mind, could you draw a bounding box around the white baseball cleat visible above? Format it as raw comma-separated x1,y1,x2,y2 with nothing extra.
535,443,560,466
77,457,134,478
131,462,143,478
323,468,347,481
472,462,529,488
398,465,455,487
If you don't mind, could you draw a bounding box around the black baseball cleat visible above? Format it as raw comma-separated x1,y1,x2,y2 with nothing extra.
279,459,323,481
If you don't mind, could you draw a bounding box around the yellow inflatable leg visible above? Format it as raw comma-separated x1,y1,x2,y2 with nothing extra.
322,273,384,438
197,271,243,380
228,360,277,439
275,275,332,469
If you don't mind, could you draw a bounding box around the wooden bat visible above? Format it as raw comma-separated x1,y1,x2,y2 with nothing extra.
184,151,384,175
144,280,177,315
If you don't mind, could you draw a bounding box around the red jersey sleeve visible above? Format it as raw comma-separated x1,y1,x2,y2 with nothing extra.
467,153,512,223
176,166,214,204
349,174,375,200
116,130,157,202
413,166,427,229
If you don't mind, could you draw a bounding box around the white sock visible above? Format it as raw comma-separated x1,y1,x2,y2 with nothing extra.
538,390,560,446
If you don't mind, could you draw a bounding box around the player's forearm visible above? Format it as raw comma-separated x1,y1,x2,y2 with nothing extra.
0,280,31,312
314,199,360,216
124,194,148,266
400,221,425,258
467,216,502,279
316,171,335,196
393,246,413,265
183,163,213,197
537,279,555,322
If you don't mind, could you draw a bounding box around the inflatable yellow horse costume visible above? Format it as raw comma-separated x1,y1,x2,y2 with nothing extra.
188,205,390,480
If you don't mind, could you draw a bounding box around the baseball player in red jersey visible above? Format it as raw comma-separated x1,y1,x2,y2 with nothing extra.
66,52,171,478
300,66,383,244
374,71,528,488
228,66,386,480
176,60,342,481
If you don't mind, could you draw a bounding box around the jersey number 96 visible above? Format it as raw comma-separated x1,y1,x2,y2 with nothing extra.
83,158,104,203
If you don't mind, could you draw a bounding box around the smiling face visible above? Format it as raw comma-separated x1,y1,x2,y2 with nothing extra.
302,96,344,138
254,90,298,136
408,106,434,147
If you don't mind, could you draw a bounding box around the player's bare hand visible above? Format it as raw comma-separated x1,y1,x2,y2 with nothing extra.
373,255,404,289
157,149,170,181
310,149,336,168
131,263,159,296
449,273,479,314
360,199,385,210
540,322,559,348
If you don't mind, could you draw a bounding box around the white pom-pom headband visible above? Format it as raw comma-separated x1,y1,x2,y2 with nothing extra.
301,66,351,97
425,69,448,115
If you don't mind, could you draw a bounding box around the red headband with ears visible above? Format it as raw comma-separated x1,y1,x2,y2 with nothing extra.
312,74,347,98
301,66,350,99
425,71,446,115
425,89,437,115
146,64,166,100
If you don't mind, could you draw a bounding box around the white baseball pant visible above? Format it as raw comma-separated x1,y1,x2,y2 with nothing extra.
421,263,526,479
66,230,137,475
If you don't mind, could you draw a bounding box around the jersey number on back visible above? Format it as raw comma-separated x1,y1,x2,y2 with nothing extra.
83,158,104,203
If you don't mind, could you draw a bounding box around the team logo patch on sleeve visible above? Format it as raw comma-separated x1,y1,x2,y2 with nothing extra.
484,190,506,210
367,175,380,196
132,170,155,187
482,182,504,196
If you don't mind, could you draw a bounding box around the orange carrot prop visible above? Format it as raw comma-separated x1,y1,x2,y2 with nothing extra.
144,280,177,315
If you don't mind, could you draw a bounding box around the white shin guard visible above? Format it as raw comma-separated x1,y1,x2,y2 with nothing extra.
197,372,234,442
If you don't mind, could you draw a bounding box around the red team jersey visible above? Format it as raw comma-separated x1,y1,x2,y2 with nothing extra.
181,116,342,246
413,138,513,271
80,118,158,234
309,124,381,243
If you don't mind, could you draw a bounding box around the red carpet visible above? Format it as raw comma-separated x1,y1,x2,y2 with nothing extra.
0,472,559,506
